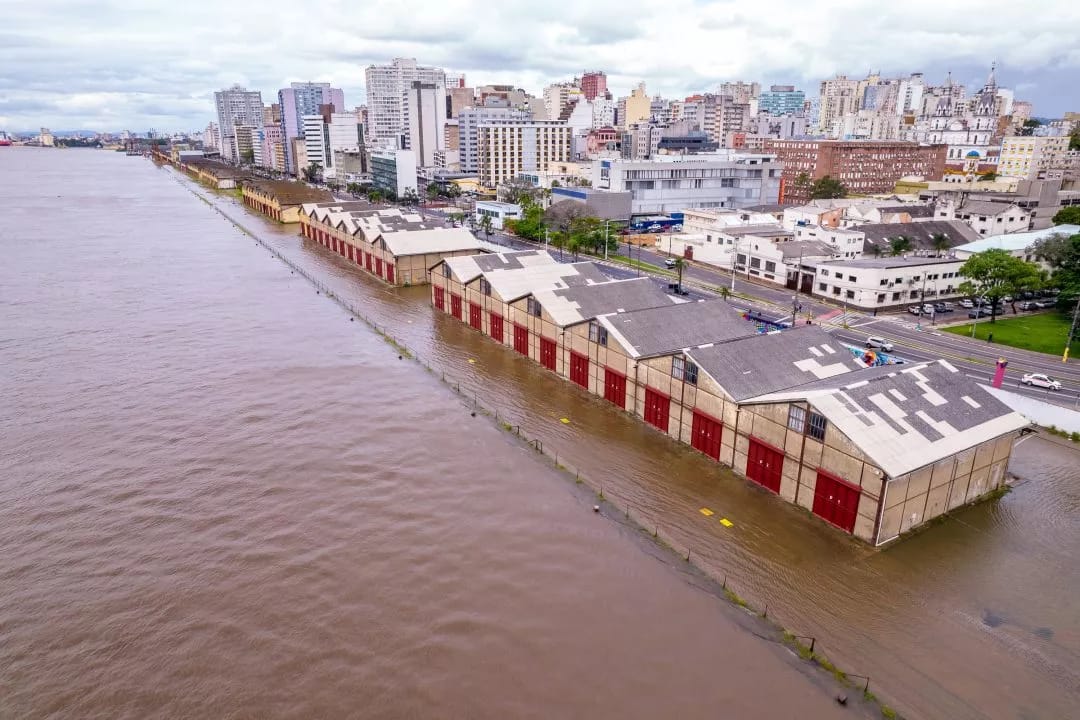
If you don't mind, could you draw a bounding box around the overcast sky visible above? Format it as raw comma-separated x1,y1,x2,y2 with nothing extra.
3,0,1079,133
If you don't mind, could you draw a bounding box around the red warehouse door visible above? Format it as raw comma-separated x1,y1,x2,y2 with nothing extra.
365,253,372,271
569,352,589,388
513,324,529,355
375,258,384,277
643,388,670,433
691,411,723,461
539,337,557,371
603,368,626,409
812,471,861,534
746,439,783,494
433,287,445,311
489,314,504,343
386,264,395,284
450,294,462,320
469,302,482,330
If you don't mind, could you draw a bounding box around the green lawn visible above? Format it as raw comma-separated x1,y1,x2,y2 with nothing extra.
608,253,671,275
943,311,1077,355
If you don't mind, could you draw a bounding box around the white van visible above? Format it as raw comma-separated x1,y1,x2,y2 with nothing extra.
865,336,894,352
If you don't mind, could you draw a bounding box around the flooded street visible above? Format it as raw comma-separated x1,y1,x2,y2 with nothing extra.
1,148,871,719
3,148,1078,719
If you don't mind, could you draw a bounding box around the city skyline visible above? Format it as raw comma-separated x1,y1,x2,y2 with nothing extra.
4,0,1080,132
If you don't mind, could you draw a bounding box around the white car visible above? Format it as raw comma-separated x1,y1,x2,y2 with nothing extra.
1022,373,1062,390
959,299,974,309
865,336,894,352
664,258,677,268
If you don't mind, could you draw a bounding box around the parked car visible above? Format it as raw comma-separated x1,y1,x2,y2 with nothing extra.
968,308,991,318
908,306,924,315
959,299,974,309
1036,299,1057,309
1018,301,1038,311
1001,295,1013,303
646,223,663,233
664,258,677,268
921,304,936,314
1022,373,1062,390
865,336,894,352
933,302,953,313
1019,291,1034,300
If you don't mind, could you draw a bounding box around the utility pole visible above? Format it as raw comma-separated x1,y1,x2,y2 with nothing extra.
730,239,738,291
1065,293,1080,362
792,247,804,324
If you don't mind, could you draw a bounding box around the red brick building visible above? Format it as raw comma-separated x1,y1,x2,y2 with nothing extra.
579,71,607,101
764,140,947,203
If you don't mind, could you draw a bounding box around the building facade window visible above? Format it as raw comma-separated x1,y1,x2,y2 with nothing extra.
527,297,542,317
672,357,698,385
788,406,806,433
588,321,608,345
807,411,827,441
442,264,451,278
479,278,492,296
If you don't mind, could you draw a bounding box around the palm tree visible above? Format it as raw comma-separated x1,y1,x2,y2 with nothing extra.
301,162,321,183
479,214,494,240
930,232,950,256
673,257,686,293
869,244,884,258
426,184,441,201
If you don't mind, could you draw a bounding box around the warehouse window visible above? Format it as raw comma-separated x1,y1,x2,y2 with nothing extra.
807,412,827,441
442,264,451,278
479,278,491,296
788,406,806,433
588,321,608,346
672,357,698,385
527,297,542,317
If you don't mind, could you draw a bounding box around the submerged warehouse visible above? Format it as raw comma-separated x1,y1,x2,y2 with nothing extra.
429,250,1029,545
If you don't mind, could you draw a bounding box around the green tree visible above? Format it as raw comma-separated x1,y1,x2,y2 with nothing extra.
673,257,686,293
930,232,951,255
869,244,884,258
301,162,321,182
426,184,441,201
809,175,847,199
240,148,255,165
889,235,913,256
345,182,362,195
1034,232,1080,302
1018,119,1042,136
958,249,1041,323
446,183,462,198
366,187,384,203
478,213,494,239
400,188,419,205
1052,207,1080,226
500,177,538,206
511,201,545,241
1070,129,1080,151
977,171,998,182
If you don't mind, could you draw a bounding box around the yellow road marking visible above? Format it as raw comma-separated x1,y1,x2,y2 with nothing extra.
719,518,733,528
699,508,714,517
560,417,570,424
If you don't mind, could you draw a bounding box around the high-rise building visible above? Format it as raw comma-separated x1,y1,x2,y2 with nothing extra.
259,124,284,169
214,85,264,162
619,82,651,129
477,119,572,187
447,87,476,118
817,75,860,135
998,135,1071,180
302,115,330,172
457,107,532,173
580,71,607,101
277,83,345,173
234,125,262,164
365,58,447,144
202,122,220,151
759,86,806,115
543,82,581,121
404,80,447,167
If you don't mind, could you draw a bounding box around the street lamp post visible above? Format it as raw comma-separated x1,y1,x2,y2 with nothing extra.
1064,293,1080,362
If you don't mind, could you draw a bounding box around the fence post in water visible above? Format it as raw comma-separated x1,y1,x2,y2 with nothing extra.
763,604,768,619
686,547,691,562
810,637,816,654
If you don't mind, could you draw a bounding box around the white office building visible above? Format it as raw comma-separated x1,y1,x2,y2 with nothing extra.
477,120,572,188
458,107,532,174
371,148,418,199
302,115,330,171
805,256,967,310
365,58,447,144
404,80,446,167
214,85,264,162
593,152,783,215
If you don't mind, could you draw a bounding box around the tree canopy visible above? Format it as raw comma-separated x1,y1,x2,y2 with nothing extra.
1033,231,1080,301
301,162,321,182
809,175,847,200
958,249,1042,322
1052,207,1080,226
889,235,913,256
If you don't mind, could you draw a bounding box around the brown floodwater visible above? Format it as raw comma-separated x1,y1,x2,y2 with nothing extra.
1,148,877,719
176,156,1080,720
